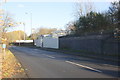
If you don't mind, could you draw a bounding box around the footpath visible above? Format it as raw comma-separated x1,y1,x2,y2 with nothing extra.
0,53,2,79
0,48,27,79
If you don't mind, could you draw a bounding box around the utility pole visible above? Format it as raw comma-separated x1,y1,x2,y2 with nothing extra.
23,22,26,40
19,30,21,46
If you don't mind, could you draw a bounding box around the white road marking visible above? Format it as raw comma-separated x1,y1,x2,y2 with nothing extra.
65,61,102,73
42,54,55,58
102,64,118,68
33,49,39,51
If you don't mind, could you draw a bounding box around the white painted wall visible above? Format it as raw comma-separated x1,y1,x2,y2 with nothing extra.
34,36,59,49
34,39,42,47
43,37,59,49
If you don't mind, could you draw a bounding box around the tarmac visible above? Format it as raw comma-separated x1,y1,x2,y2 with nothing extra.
0,49,2,79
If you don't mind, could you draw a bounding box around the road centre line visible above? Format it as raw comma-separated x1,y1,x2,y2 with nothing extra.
65,61,102,73
42,54,55,58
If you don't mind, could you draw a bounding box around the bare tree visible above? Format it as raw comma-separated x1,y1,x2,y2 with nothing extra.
29,27,57,40
1,12,15,32
5,30,26,43
0,10,15,44
65,22,76,35
75,0,95,17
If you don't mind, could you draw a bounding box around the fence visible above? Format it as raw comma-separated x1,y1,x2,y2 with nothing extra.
59,34,119,55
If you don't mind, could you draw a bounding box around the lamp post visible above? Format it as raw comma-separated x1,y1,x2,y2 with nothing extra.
16,22,25,45
18,22,26,40
15,22,21,46
23,22,26,40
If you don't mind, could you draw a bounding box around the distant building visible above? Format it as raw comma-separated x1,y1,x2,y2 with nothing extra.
34,30,67,49
34,35,59,49
51,30,67,37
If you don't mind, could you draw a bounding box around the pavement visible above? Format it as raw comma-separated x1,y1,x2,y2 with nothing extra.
9,46,119,78
0,50,2,79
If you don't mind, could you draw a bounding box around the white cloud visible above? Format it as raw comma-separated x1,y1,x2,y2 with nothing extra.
6,0,120,2
17,4,25,8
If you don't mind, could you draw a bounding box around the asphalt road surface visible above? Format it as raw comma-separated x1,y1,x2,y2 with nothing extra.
9,46,119,78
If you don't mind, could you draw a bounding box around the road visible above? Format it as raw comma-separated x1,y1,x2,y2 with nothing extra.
9,46,119,78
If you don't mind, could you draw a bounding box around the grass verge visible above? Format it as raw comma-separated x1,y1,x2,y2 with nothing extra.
2,49,27,78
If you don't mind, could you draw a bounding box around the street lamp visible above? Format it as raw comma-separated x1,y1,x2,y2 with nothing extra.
23,22,26,40
17,22,26,40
